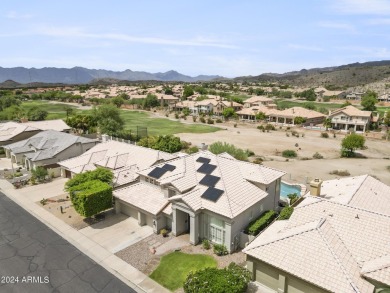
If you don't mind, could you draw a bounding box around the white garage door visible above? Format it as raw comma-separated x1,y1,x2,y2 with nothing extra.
120,202,138,219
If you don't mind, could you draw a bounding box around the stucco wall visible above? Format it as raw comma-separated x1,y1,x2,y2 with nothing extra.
247,256,329,293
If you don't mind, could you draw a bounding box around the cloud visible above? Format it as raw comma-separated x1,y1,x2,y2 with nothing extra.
331,0,390,15
36,27,239,49
318,21,355,31
288,44,324,52
366,18,390,25
6,11,33,19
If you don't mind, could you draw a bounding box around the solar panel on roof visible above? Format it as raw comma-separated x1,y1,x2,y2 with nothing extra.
201,187,224,202
197,163,217,174
148,167,168,179
199,174,220,187
196,157,211,164
162,164,176,171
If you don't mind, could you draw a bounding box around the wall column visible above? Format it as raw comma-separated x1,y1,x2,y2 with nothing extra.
138,211,146,226
345,124,348,131
172,208,177,236
114,199,121,214
277,274,286,293
189,214,199,245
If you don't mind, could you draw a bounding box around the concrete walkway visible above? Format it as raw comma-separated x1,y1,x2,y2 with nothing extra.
0,179,170,293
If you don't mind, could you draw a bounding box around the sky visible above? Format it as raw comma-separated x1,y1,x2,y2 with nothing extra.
1,0,390,77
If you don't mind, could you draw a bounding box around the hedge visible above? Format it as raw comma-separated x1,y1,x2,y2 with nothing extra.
184,262,251,293
278,206,294,220
244,210,277,236
65,168,113,191
69,180,113,217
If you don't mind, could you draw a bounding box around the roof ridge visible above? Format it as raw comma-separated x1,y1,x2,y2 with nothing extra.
215,155,234,218
361,254,390,274
347,174,369,204
317,220,362,293
298,196,390,219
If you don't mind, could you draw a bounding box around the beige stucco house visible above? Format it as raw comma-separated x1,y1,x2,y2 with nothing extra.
113,151,285,253
58,140,176,188
244,175,390,292
328,105,372,132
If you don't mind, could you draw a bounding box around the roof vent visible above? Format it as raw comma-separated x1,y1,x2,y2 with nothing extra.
355,214,359,219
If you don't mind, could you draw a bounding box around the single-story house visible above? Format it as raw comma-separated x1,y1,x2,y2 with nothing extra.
244,194,390,292
328,105,373,132
113,151,285,252
58,140,177,188
236,106,277,121
4,130,98,175
0,119,71,146
268,107,326,126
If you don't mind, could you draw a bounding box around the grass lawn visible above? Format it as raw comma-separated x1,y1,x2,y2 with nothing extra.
20,101,78,120
149,252,217,291
276,99,344,111
119,110,220,136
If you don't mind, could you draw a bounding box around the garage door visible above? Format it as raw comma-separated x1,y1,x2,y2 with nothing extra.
120,202,138,219
287,277,325,293
255,263,278,291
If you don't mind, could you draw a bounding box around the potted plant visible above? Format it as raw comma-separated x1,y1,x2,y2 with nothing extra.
160,228,168,237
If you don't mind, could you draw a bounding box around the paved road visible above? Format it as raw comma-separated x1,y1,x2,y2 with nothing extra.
0,192,135,293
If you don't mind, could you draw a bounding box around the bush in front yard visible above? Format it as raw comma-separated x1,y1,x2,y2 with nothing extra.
68,180,112,217
278,206,294,220
184,262,251,293
213,244,228,256
244,210,277,236
282,150,297,158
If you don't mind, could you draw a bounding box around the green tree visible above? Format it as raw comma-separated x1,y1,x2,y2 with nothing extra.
27,106,48,121
323,118,332,130
341,133,365,157
111,96,125,108
67,114,95,133
137,135,182,153
222,107,236,119
64,106,74,120
31,166,48,182
183,85,194,98
298,89,316,101
92,104,124,134
142,94,159,109
383,111,390,127
361,91,378,111
293,116,306,125
65,168,113,191
163,86,173,95
255,111,267,121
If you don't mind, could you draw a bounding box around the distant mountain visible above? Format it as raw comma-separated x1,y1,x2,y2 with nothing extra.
0,66,223,84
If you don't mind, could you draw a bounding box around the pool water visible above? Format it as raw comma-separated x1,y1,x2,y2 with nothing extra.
281,182,301,199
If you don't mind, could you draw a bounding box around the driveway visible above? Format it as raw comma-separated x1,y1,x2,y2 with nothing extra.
0,192,134,293
17,177,68,202
79,214,154,253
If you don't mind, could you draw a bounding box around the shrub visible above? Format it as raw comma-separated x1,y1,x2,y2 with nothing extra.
253,157,263,164
31,166,48,182
175,113,179,119
257,125,264,131
265,124,275,131
287,193,299,205
291,130,298,137
40,198,48,206
245,149,255,157
321,132,329,138
216,118,223,123
65,168,113,191
68,180,113,217
192,116,197,122
202,239,211,250
184,262,251,293
282,150,297,158
209,142,248,161
278,206,294,220
245,210,277,236
213,244,228,256
13,172,23,177
207,118,214,124
200,117,206,123
330,169,350,176
186,146,199,154
233,123,237,128
160,228,168,237
313,152,324,159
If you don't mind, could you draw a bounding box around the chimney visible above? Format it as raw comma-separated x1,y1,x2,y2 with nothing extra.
310,178,323,196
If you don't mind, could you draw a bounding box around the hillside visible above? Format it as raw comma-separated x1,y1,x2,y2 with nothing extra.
234,60,390,89
0,66,222,84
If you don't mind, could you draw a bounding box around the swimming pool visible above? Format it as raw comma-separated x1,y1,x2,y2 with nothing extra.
280,181,301,199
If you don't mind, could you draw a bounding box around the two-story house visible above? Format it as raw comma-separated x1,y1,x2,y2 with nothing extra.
113,151,285,253
244,96,275,108
328,105,372,132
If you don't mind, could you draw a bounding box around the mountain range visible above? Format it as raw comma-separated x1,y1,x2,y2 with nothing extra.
0,66,222,84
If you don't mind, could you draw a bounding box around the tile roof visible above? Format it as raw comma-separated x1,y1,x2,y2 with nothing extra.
275,107,326,119
138,151,285,219
0,122,39,142
244,197,390,292
245,96,273,104
114,182,168,215
4,130,97,161
59,140,176,186
330,105,371,118
22,119,70,132
306,175,390,216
